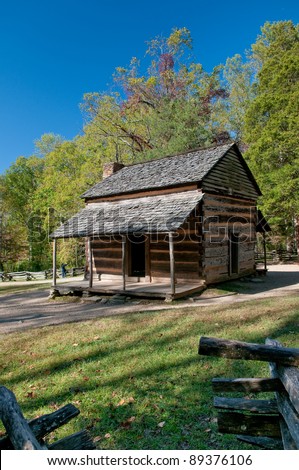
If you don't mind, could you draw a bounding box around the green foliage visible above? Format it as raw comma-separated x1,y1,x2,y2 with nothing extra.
244,21,299,238
0,156,42,221
34,133,64,158
219,54,256,142
0,209,28,270
0,156,46,269
250,20,299,69
33,139,104,267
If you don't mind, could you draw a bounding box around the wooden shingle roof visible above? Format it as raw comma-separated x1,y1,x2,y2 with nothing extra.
51,190,204,239
82,143,234,199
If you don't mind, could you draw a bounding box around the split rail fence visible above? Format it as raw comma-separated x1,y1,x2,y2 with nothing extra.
0,267,85,282
0,386,95,450
198,336,299,450
1,336,298,450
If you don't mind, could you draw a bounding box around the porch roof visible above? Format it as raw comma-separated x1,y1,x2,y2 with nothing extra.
50,190,204,239
256,209,271,233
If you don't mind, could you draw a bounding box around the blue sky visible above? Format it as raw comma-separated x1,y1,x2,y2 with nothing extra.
0,0,298,174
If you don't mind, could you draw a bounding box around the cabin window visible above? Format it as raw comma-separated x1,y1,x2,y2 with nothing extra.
128,234,146,277
229,231,239,275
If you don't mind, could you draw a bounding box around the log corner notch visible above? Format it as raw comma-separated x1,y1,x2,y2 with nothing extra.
0,386,95,450
198,336,299,450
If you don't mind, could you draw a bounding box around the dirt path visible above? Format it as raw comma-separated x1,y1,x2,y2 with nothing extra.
1,264,299,334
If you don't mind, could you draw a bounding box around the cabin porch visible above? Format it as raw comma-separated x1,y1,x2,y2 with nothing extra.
53,277,206,301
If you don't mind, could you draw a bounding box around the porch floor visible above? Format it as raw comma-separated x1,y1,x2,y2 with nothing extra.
53,278,206,300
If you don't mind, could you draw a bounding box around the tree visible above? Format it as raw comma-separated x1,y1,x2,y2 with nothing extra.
33,139,109,267
218,54,256,144
243,21,299,253
81,28,230,164
34,133,64,158
0,156,45,269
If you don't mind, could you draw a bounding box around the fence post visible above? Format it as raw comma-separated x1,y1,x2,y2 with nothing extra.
53,239,57,287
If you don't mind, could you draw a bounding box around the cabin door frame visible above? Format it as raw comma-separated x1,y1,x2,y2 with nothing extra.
229,230,240,275
127,234,150,280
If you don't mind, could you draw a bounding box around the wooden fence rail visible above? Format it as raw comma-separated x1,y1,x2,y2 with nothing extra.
198,336,299,450
255,250,299,263
0,267,85,282
0,386,95,450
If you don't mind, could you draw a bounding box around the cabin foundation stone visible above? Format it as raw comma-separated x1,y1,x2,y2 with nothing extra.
48,288,61,299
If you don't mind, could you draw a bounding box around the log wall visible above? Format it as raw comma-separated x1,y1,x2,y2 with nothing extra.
202,193,257,284
203,147,260,200
90,212,203,281
90,193,257,285
150,210,202,280
92,236,123,277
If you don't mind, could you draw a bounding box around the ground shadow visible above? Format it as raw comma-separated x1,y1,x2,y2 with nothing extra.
217,266,299,295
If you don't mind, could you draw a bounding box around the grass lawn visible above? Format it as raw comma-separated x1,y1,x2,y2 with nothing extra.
0,283,52,295
0,295,298,450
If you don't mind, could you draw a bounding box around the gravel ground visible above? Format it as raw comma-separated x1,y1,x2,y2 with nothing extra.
0,264,299,334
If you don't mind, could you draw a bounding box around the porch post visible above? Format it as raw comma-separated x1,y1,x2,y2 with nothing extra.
88,237,93,288
169,232,175,296
122,235,126,291
263,232,267,271
53,238,57,287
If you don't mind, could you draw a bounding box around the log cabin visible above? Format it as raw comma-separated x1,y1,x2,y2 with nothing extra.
50,142,265,300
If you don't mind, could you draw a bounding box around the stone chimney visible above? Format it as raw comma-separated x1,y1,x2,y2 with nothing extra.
102,162,125,179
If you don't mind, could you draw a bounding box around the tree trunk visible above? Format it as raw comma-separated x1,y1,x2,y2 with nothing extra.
295,216,299,257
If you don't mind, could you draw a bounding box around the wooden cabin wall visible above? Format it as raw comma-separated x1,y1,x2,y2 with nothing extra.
202,148,260,200
89,193,256,285
90,213,203,281
202,193,257,284
92,236,123,277
150,211,202,280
